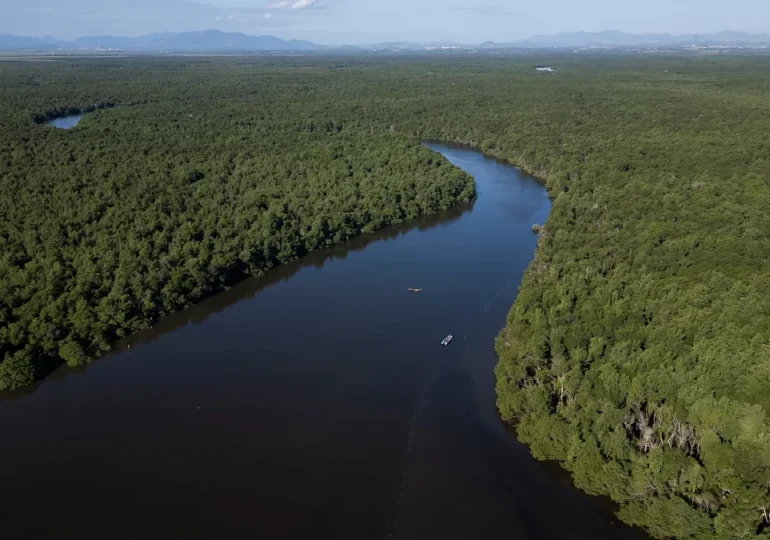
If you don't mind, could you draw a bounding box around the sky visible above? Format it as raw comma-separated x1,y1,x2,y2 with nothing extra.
2,0,770,44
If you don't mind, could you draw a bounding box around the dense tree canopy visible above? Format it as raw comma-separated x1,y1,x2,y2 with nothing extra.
2,54,770,538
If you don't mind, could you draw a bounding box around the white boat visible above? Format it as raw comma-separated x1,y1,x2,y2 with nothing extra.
441,334,453,346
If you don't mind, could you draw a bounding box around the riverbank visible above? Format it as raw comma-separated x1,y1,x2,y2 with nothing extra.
0,129,475,391
0,142,649,539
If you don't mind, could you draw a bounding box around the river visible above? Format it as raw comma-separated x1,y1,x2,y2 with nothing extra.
0,143,646,539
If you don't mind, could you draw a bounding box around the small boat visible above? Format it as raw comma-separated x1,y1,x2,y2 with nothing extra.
441,334,453,346
407,288,423,293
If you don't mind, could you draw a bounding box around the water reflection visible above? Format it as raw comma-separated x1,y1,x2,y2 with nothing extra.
45,115,83,129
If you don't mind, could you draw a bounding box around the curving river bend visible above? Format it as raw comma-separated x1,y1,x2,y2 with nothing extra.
0,143,646,539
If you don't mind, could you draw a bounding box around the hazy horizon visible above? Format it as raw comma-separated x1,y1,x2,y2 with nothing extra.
2,0,769,44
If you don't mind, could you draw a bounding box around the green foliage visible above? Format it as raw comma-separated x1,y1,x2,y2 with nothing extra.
2,54,770,537
58,339,88,367
487,56,770,538
0,348,36,391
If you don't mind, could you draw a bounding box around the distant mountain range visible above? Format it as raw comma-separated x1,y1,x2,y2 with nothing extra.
484,30,770,49
1,29,770,53
0,30,322,52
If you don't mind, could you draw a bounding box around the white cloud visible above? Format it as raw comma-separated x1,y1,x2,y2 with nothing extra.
264,12,273,19
267,0,320,10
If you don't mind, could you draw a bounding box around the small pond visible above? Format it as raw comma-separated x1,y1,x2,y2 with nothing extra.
46,115,84,129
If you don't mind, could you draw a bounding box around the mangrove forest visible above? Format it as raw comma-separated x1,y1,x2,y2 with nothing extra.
2,54,770,538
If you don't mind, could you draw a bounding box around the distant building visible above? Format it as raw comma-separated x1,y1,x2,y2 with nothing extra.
535,66,554,72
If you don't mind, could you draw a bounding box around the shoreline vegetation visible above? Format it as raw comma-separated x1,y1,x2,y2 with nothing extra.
0,120,475,389
31,102,116,125
2,55,770,538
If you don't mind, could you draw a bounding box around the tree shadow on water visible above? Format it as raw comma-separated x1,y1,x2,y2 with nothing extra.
4,203,471,399
390,363,648,540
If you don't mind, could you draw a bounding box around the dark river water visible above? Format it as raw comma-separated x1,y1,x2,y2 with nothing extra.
0,144,646,539
45,114,83,129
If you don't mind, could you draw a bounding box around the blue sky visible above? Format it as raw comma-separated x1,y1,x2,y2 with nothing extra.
3,0,770,43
